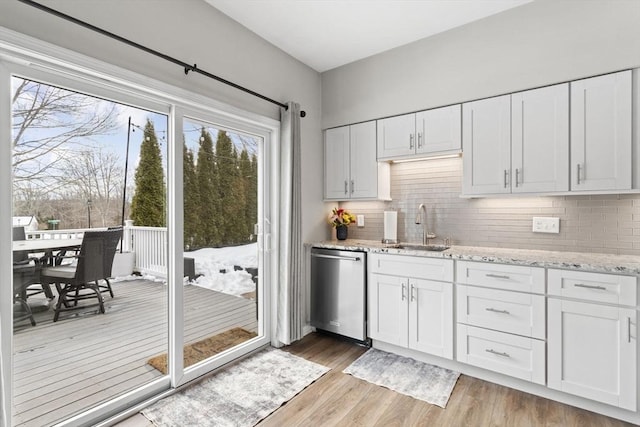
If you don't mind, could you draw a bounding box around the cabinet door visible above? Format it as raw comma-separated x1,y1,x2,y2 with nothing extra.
324,126,351,199
376,113,416,160
408,278,453,359
368,273,408,347
349,121,379,199
462,95,512,195
548,299,636,410
416,104,461,155
512,83,569,193
570,70,632,191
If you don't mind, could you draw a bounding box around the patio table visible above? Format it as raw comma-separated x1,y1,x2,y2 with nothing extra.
12,238,83,303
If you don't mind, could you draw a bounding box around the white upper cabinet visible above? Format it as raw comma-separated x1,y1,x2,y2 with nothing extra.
512,83,569,193
570,70,632,192
462,94,512,195
377,105,461,161
324,121,390,201
324,126,351,199
376,113,416,159
416,104,462,155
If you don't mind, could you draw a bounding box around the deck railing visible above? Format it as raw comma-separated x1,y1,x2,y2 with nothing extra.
25,223,169,279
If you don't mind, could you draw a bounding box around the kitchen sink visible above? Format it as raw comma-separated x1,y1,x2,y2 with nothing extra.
396,244,450,252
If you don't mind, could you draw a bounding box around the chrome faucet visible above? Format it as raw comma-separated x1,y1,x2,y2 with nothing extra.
415,203,436,245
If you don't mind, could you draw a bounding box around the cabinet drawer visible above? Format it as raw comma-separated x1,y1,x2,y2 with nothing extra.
548,269,637,306
457,324,545,385
457,285,545,339
369,253,453,282
456,261,545,293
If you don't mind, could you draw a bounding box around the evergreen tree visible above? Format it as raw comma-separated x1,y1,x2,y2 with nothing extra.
183,138,200,249
215,131,241,245
195,128,218,246
130,119,165,227
238,149,253,242
248,153,258,242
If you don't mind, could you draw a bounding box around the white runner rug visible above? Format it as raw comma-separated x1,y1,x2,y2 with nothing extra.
343,348,459,408
142,347,329,426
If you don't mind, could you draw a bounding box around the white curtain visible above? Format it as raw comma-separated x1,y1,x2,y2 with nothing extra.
276,102,304,345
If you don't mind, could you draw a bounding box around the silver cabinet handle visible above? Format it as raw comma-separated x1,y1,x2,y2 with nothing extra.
409,133,414,150
344,180,348,195
628,317,632,343
486,307,510,315
574,283,606,290
311,253,361,262
485,349,510,358
350,180,354,194
576,163,582,185
410,284,415,302
401,283,406,301
417,132,423,149
486,273,510,280
515,168,520,187
504,170,509,188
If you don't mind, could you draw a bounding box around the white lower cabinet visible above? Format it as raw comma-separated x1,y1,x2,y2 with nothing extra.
455,261,546,385
457,324,546,384
547,269,637,411
368,254,453,359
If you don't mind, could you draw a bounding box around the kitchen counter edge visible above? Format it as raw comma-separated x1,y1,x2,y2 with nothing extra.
308,240,640,276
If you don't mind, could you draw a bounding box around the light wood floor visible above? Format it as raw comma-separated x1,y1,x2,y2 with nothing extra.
122,332,635,427
260,333,635,427
13,279,257,427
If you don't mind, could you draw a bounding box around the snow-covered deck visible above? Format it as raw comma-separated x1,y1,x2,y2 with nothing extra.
12,278,258,427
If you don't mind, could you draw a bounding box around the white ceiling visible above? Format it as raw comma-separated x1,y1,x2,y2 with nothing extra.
205,0,533,72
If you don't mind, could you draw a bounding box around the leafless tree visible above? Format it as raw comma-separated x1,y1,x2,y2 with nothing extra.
59,148,124,228
12,77,120,205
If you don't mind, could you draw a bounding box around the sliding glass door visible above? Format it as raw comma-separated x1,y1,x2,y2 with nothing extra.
2,57,273,426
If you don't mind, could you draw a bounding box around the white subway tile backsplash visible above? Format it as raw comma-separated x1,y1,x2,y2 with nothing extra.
339,157,640,255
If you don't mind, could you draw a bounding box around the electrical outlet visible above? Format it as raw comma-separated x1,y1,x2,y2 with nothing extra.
357,215,365,227
532,217,560,234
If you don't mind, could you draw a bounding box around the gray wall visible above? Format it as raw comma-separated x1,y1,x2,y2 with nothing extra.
341,158,640,256
322,0,640,129
323,0,640,255
0,0,327,244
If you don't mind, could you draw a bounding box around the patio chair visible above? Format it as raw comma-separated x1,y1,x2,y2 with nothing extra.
13,226,53,300
40,228,123,322
13,227,40,326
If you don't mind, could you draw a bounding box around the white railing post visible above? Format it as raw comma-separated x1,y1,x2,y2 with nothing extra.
123,220,134,252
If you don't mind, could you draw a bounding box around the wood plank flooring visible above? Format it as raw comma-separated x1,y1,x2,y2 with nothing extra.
12,279,257,427
258,333,635,427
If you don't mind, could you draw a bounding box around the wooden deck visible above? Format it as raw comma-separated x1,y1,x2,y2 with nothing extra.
12,278,258,427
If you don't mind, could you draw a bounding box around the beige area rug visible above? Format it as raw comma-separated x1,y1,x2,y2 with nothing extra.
147,327,257,374
344,348,460,408
142,347,330,427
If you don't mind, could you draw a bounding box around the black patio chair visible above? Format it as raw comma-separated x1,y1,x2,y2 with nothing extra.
40,228,123,322
13,226,40,326
13,226,52,300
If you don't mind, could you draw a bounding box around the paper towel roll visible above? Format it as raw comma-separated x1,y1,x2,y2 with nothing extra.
383,211,398,243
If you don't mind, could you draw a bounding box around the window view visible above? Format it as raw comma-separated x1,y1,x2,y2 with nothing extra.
10,76,264,426
180,119,260,370
11,76,169,426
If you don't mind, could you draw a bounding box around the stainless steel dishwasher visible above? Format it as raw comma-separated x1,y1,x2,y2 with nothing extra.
310,247,366,342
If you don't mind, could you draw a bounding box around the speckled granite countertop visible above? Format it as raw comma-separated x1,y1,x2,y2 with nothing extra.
309,239,640,276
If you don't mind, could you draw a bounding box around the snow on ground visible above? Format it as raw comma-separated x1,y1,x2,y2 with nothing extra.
186,243,258,297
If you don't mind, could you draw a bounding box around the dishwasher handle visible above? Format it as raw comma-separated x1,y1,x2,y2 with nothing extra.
311,253,362,262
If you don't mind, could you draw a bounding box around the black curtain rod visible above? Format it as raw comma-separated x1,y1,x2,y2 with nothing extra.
18,0,306,117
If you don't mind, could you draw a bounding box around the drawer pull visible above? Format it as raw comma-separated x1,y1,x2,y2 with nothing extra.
573,283,606,291
485,307,510,315
401,283,406,301
628,317,632,344
486,273,510,280
485,349,510,358
410,284,416,302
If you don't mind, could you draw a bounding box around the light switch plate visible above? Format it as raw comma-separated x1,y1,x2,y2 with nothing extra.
532,217,560,234
357,215,365,227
